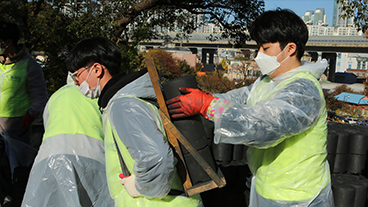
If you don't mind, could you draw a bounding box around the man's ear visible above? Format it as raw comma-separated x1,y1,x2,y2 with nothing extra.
287,42,297,57
93,63,105,78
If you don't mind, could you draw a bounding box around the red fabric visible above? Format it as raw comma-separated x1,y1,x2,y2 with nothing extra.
119,173,129,179
21,111,35,130
166,87,214,119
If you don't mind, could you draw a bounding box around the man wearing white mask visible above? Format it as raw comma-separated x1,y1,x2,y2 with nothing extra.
166,9,334,207
22,82,113,207
67,37,202,207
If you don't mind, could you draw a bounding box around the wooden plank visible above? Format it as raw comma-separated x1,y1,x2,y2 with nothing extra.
145,57,226,196
159,110,226,188
146,58,182,154
145,58,170,116
145,58,193,192
186,177,227,196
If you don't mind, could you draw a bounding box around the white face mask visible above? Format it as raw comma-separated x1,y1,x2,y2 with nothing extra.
255,44,290,76
78,66,101,99
66,71,74,84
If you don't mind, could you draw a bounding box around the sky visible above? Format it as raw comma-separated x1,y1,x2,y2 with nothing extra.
264,0,335,26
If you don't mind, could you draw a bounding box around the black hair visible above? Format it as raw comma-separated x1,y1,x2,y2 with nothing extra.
67,37,121,76
249,8,308,60
0,21,20,45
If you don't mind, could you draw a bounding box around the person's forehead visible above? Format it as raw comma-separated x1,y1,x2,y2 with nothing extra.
261,42,280,47
74,66,87,72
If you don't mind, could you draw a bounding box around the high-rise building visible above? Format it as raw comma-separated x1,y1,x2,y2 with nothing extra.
333,0,354,27
303,10,314,23
313,8,326,25
302,8,326,25
307,25,334,36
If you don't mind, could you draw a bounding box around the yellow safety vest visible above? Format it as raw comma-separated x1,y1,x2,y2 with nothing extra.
103,96,201,207
0,59,30,117
43,84,103,142
247,72,330,201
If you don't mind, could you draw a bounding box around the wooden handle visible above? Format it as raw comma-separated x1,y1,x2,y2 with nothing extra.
145,57,226,196
145,58,169,116
145,58,193,192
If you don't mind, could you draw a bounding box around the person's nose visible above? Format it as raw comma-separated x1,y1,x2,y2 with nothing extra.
74,77,80,86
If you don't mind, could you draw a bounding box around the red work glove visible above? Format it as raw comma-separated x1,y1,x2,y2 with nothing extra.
166,87,214,119
20,111,36,136
21,111,36,130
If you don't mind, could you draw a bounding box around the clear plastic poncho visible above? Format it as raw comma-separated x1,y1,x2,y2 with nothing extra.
210,60,334,206
22,85,113,207
101,73,202,206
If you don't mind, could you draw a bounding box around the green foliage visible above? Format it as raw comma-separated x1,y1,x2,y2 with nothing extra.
112,0,265,45
142,49,182,80
196,62,203,71
337,0,368,33
196,73,233,93
196,71,255,93
363,81,368,96
219,58,228,70
323,84,368,119
0,0,264,94
326,84,358,116
118,42,144,74
330,84,357,96
141,49,195,81
177,59,195,76
1,0,141,95
0,1,23,24
324,91,343,112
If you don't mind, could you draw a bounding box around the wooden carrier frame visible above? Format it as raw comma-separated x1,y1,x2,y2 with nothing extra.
145,58,226,196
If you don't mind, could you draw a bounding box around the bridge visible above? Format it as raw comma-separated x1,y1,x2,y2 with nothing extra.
306,36,368,53
139,33,368,82
140,33,368,53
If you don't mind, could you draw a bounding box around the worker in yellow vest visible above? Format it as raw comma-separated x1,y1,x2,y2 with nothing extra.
166,9,334,207
67,37,202,206
0,21,48,206
22,83,113,207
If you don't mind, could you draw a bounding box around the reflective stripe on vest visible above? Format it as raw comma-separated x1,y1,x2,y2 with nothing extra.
103,96,201,207
43,84,103,142
247,72,330,201
0,59,30,117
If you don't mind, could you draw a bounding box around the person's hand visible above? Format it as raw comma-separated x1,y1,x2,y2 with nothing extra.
166,87,214,119
120,174,141,198
20,111,36,133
